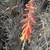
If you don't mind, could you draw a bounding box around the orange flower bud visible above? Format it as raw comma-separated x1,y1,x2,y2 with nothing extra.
22,23,27,28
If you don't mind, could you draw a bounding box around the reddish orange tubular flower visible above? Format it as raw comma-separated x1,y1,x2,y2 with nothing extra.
28,21,32,33
21,18,28,23
25,27,31,43
22,23,27,28
23,14,28,16
20,27,30,42
21,27,27,35
31,19,36,24
32,16,36,18
25,4,30,7
20,27,27,42
30,17,36,24
26,4,30,7
29,25,32,33
25,7,30,11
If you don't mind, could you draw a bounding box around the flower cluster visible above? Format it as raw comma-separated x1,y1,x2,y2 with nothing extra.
20,0,36,43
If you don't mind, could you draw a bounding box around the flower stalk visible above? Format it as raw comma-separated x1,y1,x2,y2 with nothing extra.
20,0,36,43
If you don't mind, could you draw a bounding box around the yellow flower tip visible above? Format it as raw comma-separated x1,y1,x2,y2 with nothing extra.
20,36,25,42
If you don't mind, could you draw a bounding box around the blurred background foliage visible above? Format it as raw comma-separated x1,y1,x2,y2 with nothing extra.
0,0,50,50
